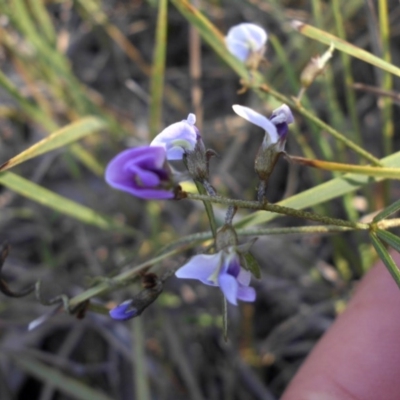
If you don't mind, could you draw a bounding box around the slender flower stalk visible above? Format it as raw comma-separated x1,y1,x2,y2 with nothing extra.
185,193,370,229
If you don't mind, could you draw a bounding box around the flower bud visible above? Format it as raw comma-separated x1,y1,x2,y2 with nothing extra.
300,43,334,89
225,23,268,69
150,113,199,160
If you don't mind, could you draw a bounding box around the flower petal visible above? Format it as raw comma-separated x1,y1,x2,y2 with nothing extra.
175,253,221,286
150,116,198,160
236,286,256,302
109,300,138,321
232,105,278,143
225,39,251,62
218,272,239,305
105,146,175,200
225,23,267,62
237,268,252,286
270,104,294,125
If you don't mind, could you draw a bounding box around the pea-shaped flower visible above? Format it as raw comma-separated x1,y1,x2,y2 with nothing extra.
105,145,176,200
225,23,267,63
150,113,199,160
175,248,256,306
232,104,293,151
233,104,294,201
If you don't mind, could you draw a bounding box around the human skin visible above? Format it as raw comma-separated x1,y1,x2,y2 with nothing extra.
281,252,400,400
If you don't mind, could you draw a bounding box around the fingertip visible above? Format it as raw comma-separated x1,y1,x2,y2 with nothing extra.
282,253,400,400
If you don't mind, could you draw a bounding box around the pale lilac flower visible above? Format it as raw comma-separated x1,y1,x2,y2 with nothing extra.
225,23,267,62
105,145,175,200
232,104,293,150
109,300,138,321
150,113,199,160
175,248,256,305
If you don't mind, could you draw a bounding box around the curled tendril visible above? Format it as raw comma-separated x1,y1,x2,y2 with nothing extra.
0,242,88,319
35,280,90,317
0,242,35,298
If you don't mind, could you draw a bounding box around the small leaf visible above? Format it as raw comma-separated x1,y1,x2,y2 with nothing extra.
370,232,400,290
376,230,400,253
242,252,261,279
373,199,400,222
0,117,105,172
0,171,128,231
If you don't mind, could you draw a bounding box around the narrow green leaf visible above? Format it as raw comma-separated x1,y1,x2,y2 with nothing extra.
10,355,113,400
243,252,261,279
149,0,168,138
132,319,151,400
292,20,400,79
370,233,400,289
235,150,400,229
29,0,57,46
0,171,124,230
290,155,400,179
373,199,400,222
0,117,105,172
376,230,400,253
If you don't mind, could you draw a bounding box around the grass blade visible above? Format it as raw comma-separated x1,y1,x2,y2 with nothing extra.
292,20,400,79
373,199,400,222
149,0,168,138
376,230,400,253
290,156,400,179
0,117,105,172
0,171,123,230
370,232,400,289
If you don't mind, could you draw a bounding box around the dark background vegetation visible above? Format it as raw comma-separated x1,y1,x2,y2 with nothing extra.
0,0,400,399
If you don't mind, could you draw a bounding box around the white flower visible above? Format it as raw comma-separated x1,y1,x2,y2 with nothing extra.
225,23,267,62
232,104,293,150
150,113,199,160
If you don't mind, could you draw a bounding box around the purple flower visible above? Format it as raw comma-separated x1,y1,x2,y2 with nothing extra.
105,145,175,200
225,23,267,62
109,300,138,321
150,113,199,160
175,248,256,305
232,104,293,150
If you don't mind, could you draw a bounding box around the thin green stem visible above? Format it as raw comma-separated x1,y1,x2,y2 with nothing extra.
290,155,400,179
162,224,357,250
186,193,369,229
68,244,193,308
194,181,218,238
132,318,151,400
